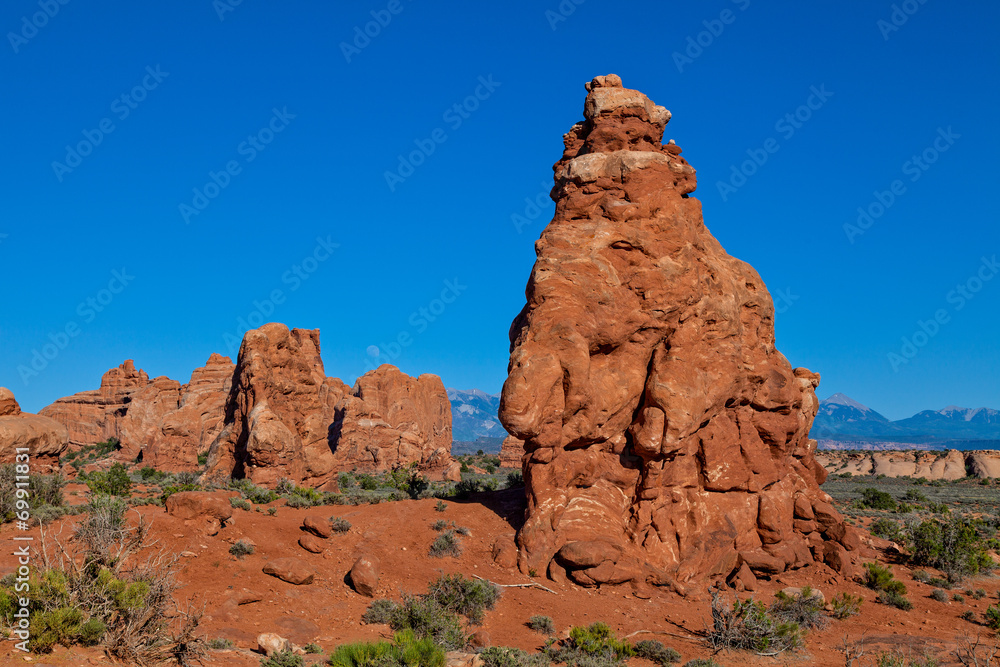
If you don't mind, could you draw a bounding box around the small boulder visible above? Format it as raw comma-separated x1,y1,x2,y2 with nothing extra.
779,586,825,604
263,558,315,585
469,630,491,649
728,562,758,592
166,491,234,523
491,537,518,569
302,515,332,539
299,534,324,554
258,633,291,656
349,555,380,597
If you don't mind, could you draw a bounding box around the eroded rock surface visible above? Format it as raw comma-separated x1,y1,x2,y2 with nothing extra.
0,388,68,473
40,360,150,448
204,323,456,487
499,74,854,590
499,435,525,469
817,448,1000,480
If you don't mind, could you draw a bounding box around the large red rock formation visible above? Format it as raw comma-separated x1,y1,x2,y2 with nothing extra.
331,365,456,477
0,388,68,473
116,354,235,470
40,360,150,448
204,323,457,487
499,75,855,591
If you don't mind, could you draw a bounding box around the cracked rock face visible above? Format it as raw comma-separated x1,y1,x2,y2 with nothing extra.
499,75,855,590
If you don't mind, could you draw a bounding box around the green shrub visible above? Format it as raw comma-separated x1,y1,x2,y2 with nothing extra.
877,590,913,611
331,517,351,533
160,483,199,504
971,588,987,600
429,530,462,558
863,563,907,596
230,497,251,511
904,489,928,502
480,646,550,667
304,642,322,654
425,574,500,625
930,589,948,602
432,519,449,531
261,650,304,667
435,500,447,512
770,586,827,629
330,630,444,667
207,637,235,649
86,463,133,497
528,615,556,635
707,594,803,653
681,661,721,667
859,488,897,510
912,570,930,583
0,467,65,523
547,622,635,666
230,479,279,504
506,471,524,488
961,610,976,622
910,516,993,582
633,640,681,665
229,540,255,558
952,593,964,602
927,577,951,589
830,592,863,620
985,605,1000,630
870,517,907,543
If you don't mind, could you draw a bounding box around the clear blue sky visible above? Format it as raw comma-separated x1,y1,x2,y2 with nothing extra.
1,0,997,421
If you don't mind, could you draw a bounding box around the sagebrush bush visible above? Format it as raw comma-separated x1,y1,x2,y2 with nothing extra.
429,530,462,558
930,589,948,602
863,563,907,596
870,517,907,543
261,650,304,667
229,540,254,558
633,639,681,665
435,500,447,512
330,517,351,533
425,573,500,625
707,593,802,654
547,622,635,666
528,615,556,635
770,586,827,630
230,497,251,510
480,646,550,667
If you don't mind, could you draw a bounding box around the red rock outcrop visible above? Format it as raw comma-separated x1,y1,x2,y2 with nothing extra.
499,74,855,591
0,388,68,473
499,435,525,469
116,354,234,470
204,323,456,487
331,365,457,478
40,360,150,448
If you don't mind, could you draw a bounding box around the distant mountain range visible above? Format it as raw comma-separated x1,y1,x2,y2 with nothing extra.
813,393,1000,450
447,388,505,448
447,388,1000,452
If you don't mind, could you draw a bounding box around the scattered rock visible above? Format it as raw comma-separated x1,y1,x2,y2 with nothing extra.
263,558,316,585
257,633,291,656
491,537,518,569
469,630,491,649
349,555,380,597
165,491,234,523
302,515,332,538
298,534,324,554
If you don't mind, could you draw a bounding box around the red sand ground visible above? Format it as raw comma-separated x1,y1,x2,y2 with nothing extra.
2,486,997,666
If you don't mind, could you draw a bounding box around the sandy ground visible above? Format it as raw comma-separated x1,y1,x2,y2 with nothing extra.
2,487,998,666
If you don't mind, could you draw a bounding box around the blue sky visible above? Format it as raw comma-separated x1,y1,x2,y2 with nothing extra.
1,0,997,420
